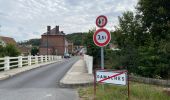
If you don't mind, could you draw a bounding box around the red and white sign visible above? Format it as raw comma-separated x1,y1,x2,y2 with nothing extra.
93,28,111,47
96,70,127,85
96,15,107,28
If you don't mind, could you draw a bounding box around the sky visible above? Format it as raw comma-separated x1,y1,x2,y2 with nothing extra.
0,0,138,41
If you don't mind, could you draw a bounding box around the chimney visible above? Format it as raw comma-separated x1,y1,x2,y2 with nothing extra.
47,26,51,34
56,25,59,34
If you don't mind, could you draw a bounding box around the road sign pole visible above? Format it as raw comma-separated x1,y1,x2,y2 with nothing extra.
94,69,96,100
101,47,104,69
101,47,105,91
128,71,130,100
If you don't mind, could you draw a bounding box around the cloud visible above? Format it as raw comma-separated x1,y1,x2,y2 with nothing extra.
0,0,138,41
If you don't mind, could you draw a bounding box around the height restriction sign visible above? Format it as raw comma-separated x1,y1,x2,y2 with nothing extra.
93,28,111,47
96,15,107,28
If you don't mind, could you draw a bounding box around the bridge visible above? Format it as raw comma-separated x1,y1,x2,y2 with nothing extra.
0,55,93,100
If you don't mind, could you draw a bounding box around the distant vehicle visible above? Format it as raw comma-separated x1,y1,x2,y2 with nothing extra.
64,53,70,58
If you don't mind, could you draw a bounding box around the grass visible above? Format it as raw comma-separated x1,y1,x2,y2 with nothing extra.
78,82,170,100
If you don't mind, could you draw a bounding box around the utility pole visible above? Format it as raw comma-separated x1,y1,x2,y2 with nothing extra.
47,26,51,56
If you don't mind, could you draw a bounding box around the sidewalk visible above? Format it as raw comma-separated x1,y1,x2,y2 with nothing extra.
60,59,94,88
0,60,62,80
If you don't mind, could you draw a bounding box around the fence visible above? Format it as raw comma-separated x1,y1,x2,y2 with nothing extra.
84,55,93,74
0,55,62,71
130,75,170,87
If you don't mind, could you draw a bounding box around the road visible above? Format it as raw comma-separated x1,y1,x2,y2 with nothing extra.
0,57,79,100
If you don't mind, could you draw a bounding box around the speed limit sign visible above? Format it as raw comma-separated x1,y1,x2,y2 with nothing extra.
93,28,111,47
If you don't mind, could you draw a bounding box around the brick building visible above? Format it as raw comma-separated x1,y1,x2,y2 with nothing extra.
39,26,73,55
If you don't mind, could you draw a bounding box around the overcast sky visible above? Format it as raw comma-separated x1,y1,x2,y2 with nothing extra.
0,0,137,41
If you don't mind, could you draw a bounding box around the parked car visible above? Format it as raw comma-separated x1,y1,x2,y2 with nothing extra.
64,53,70,58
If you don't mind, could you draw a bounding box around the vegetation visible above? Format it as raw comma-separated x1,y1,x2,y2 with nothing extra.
0,44,20,57
112,0,170,78
18,39,40,46
84,0,170,79
31,47,39,56
78,82,170,100
66,32,87,45
83,30,100,67
18,33,87,46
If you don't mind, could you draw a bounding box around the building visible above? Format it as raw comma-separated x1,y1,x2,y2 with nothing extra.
18,45,32,56
39,26,73,55
67,42,74,54
0,36,17,47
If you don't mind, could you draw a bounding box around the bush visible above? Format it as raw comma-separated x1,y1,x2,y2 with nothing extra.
0,44,20,57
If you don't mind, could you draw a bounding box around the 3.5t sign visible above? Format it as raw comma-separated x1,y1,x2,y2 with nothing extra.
93,28,111,47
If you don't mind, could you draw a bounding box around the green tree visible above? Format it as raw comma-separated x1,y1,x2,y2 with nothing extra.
111,0,170,78
4,44,20,57
66,32,87,46
83,30,100,68
137,0,170,40
136,0,170,78
31,47,39,56
0,46,5,57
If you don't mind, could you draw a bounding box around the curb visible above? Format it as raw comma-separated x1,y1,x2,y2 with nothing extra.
0,75,9,80
59,82,93,88
59,59,94,88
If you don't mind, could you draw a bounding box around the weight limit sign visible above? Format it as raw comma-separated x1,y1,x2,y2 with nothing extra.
93,28,111,47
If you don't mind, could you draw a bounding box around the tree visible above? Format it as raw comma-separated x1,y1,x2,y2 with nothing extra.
66,32,87,46
4,44,20,57
31,47,39,56
137,0,170,40
18,39,40,46
0,45,5,57
83,30,100,68
112,0,170,78
136,0,170,78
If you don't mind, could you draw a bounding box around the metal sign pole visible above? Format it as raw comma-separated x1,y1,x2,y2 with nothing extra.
101,47,104,69
128,71,130,100
94,70,96,100
101,47,105,91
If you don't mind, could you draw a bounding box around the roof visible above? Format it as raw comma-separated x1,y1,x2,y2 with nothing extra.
42,26,65,35
0,36,16,45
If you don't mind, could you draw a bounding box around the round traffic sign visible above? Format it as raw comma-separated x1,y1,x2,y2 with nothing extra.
96,15,107,28
93,28,111,47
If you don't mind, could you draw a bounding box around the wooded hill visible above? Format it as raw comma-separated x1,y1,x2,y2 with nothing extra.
65,32,87,45
17,33,87,46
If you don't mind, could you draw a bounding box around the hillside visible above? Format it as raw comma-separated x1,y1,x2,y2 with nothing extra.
18,39,40,46
17,32,87,46
65,32,87,45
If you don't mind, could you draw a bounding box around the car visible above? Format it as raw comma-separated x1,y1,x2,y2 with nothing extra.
64,53,70,58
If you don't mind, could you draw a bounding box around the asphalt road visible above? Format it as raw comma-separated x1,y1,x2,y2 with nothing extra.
0,57,79,100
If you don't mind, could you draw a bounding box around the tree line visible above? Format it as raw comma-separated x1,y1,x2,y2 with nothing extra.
84,0,170,79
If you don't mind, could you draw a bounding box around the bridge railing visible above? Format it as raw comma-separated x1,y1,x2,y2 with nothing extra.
84,54,93,74
0,55,62,71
